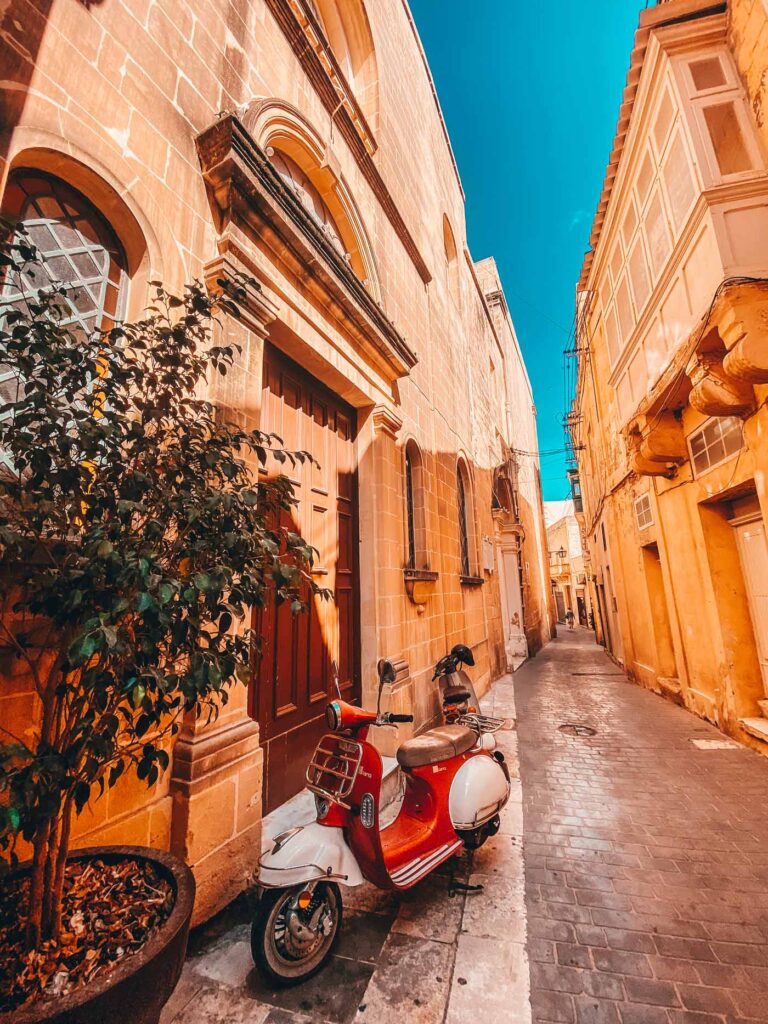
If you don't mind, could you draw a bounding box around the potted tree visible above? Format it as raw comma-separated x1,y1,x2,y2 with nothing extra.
0,228,321,1022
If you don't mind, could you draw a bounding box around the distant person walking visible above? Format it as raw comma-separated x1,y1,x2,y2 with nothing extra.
565,609,575,631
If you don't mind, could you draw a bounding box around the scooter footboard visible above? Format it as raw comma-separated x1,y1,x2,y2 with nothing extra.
259,822,365,889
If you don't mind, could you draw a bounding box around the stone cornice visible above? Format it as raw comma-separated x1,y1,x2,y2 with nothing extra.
197,115,418,383
264,0,432,285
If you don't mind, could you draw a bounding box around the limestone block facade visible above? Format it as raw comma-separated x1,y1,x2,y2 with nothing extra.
0,0,551,921
572,0,768,751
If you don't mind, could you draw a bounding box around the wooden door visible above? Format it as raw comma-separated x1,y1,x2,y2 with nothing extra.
734,517,768,693
253,344,360,813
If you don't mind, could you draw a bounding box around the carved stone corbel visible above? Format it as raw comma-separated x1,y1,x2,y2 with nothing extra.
686,351,754,418
714,282,768,385
626,411,687,477
204,248,279,339
372,404,403,440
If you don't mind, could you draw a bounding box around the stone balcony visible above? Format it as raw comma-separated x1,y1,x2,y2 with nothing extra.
626,278,768,478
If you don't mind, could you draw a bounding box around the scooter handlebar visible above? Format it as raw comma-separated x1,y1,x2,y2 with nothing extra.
380,713,414,724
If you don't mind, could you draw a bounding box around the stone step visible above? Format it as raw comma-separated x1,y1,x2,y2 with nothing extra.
740,717,768,743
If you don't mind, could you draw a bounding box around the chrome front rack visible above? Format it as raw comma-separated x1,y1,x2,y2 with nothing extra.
306,734,363,806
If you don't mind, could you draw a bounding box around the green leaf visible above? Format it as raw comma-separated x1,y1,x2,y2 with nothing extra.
74,781,91,813
97,539,113,557
69,632,96,665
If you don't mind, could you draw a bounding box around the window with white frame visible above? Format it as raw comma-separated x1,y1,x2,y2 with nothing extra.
685,50,762,181
687,417,743,477
634,493,653,531
598,76,697,372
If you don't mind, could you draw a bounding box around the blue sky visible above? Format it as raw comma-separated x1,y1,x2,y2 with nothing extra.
409,0,647,499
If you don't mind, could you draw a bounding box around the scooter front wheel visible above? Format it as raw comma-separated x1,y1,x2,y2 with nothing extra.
251,882,342,986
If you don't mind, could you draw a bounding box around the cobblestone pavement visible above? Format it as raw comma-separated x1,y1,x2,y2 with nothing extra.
160,674,529,1024
516,629,768,1024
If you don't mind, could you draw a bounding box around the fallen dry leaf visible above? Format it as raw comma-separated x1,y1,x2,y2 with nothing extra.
0,857,174,1012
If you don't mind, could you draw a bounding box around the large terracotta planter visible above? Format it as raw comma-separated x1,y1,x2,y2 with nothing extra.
1,846,195,1024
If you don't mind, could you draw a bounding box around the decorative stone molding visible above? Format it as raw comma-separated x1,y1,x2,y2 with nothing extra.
686,351,755,418
388,657,410,691
197,116,417,383
626,411,687,478
204,250,279,337
261,0,432,285
372,404,403,439
713,281,768,385
169,699,263,924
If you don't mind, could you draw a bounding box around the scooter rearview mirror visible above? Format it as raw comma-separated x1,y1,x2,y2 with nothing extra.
377,659,396,686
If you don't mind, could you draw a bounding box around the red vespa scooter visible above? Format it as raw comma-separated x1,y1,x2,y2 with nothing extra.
252,657,510,985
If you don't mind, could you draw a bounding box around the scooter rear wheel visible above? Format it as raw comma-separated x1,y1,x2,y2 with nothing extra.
251,882,342,986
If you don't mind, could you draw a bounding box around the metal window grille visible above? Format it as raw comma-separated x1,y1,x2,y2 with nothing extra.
687,417,743,477
457,464,470,576
634,493,653,531
405,446,416,569
1,171,127,416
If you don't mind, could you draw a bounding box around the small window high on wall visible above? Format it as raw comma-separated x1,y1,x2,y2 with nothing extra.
456,459,476,579
686,50,761,180
443,215,460,307
405,440,428,570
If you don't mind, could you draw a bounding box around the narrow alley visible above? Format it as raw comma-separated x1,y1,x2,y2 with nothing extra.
158,630,768,1024
518,631,768,1024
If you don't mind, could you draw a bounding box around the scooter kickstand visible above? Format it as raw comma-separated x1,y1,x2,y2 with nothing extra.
447,857,484,898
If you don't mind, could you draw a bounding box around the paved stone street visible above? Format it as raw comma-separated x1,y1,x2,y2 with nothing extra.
517,630,768,1024
160,674,529,1024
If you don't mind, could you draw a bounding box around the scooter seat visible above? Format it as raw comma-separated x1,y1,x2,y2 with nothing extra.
396,724,476,769
442,687,471,706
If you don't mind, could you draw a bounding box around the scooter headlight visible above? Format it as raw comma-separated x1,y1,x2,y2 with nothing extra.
325,701,341,731
314,794,329,819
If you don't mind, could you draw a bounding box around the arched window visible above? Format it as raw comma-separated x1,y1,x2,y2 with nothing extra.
443,214,460,307
271,149,346,256
304,0,379,126
405,440,427,569
457,459,475,577
1,170,128,408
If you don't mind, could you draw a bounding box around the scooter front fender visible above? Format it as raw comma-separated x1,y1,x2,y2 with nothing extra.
259,822,365,889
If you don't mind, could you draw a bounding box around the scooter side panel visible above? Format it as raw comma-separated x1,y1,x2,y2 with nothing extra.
345,741,392,889
449,755,510,830
259,822,365,888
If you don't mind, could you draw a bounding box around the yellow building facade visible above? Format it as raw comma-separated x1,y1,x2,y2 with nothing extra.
573,0,768,751
0,0,552,920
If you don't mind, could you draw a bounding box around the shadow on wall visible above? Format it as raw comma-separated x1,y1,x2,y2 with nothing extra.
0,1,105,175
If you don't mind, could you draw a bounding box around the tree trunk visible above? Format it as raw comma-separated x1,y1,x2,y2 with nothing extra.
50,797,73,941
26,818,52,949
41,811,62,938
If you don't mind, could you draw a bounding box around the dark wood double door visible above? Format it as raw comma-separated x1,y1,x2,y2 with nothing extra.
253,344,361,813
